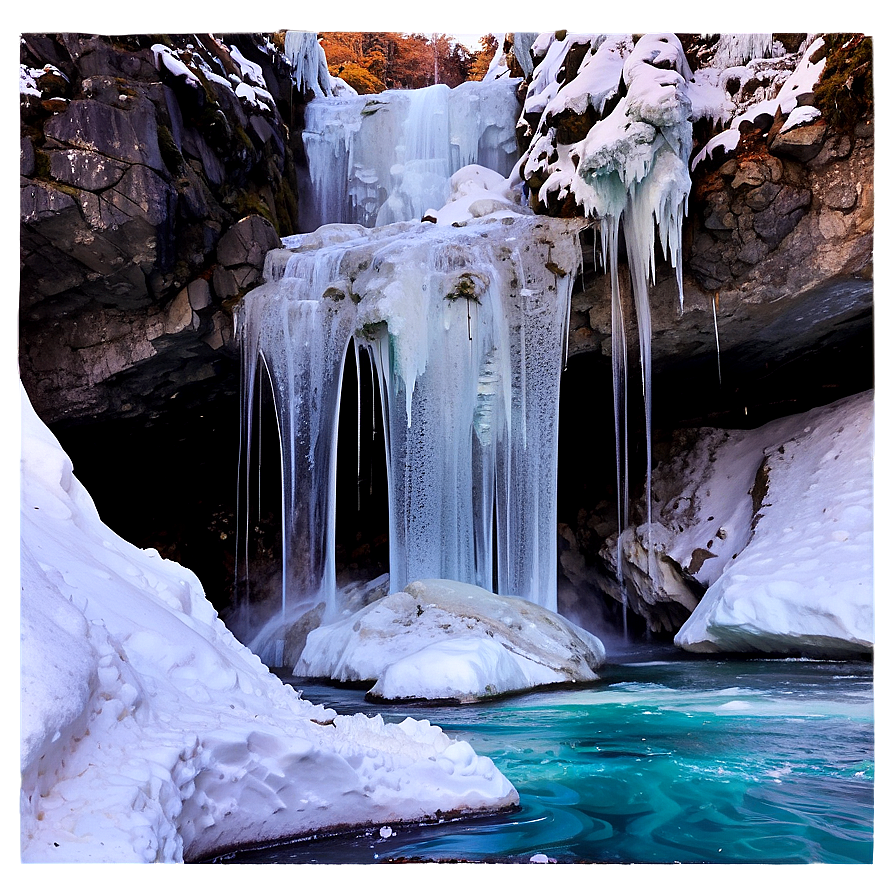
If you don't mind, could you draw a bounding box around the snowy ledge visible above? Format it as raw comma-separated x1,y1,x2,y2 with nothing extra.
296,579,607,703
19,385,518,863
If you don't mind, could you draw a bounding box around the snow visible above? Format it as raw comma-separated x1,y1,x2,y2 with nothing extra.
540,36,630,121
427,163,528,225
297,579,606,702
673,391,873,656
19,64,43,99
691,36,828,170
151,44,200,86
781,105,822,133
228,45,265,88
19,384,517,862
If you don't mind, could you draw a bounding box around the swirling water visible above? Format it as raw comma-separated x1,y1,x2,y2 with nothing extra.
221,653,873,864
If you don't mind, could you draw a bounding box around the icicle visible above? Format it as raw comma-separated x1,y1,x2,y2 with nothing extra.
712,292,722,385
354,339,362,512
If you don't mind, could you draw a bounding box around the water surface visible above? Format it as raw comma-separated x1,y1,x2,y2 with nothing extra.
216,651,873,864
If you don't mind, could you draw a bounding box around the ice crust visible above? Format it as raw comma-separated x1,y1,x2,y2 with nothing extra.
237,216,583,627
19,386,517,862
674,392,874,656
296,579,606,702
299,78,522,231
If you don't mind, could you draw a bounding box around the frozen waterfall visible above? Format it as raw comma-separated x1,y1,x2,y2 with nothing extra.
299,79,522,231
236,218,582,631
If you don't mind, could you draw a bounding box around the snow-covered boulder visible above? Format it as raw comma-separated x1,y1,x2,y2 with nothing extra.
674,390,873,656
296,579,606,702
19,385,517,863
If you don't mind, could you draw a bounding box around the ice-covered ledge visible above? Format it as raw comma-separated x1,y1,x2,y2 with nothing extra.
296,579,607,703
19,385,517,863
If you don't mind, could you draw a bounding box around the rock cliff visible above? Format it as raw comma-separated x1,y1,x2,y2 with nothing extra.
20,33,305,424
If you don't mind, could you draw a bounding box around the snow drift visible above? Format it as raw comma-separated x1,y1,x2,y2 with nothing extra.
674,391,873,656
19,385,517,863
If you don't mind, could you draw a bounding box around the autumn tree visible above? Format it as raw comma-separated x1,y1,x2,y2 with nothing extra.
469,33,499,81
318,32,485,94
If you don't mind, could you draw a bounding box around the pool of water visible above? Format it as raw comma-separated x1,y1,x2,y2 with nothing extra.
215,650,874,864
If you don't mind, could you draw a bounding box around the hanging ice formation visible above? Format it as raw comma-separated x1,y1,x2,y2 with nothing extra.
518,34,695,617
237,217,582,629
299,78,522,231
572,34,693,600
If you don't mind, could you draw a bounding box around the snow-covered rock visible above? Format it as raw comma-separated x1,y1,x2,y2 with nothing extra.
296,579,606,702
19,385,517,863
674,391,873,656
427,163,528,225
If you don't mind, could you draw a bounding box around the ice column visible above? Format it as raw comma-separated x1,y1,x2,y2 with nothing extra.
236,244,358,622
237,219,580,621
356,226,574,608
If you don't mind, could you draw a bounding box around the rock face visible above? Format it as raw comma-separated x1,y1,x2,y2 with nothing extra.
20,33,300,424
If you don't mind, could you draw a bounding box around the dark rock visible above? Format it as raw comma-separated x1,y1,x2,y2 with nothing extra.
20,178,77,223
821,178,858,211
216,215,281,268
185,279,212,311
753,185,811,246
730,160,767,189
769,118,828,162
48,147,127,190
20,138,35,177
105,164,175,228
743,181,781,211
212,265,240,299
44,97,165,171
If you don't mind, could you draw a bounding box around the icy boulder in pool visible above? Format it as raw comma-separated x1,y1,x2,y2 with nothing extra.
296,579,606,702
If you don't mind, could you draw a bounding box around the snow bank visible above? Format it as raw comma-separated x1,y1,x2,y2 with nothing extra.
297,579,606,702
673,391,873,656
19,386,517,862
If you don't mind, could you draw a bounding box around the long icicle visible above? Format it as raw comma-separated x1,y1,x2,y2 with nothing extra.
712,292,722,384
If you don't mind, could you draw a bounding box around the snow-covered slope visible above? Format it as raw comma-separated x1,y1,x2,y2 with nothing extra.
297,579,606,702
673,391,873,655
19,385,517,863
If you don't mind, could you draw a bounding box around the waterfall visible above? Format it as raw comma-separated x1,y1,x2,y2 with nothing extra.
299,79,522,231
236,218,581,633
237,35,697,648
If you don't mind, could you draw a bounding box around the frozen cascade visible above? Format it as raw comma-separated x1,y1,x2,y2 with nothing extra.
236,243,359,638
283,30,334,99
299,78,523,231
236,218,582,640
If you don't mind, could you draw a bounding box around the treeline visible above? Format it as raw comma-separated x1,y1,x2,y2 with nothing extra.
319,32,498,93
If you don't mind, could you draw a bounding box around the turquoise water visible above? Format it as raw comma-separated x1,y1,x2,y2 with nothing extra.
217,652,873,864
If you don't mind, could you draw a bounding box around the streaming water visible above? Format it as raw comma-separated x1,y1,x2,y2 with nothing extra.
217,652,873,864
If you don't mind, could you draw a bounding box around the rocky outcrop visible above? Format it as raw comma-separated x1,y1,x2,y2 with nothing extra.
561,391,873,653
20,33,300,424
